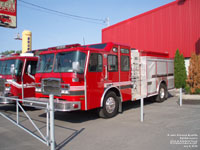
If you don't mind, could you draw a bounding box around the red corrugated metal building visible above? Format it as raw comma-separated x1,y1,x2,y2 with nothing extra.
102,0,200,58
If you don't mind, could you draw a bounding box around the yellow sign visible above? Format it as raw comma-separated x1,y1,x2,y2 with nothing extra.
22,30,32,53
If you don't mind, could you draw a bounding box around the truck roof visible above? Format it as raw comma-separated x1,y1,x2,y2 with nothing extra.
0,55,38,61
39,42,131,55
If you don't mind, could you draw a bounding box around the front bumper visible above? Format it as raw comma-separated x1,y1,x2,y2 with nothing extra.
0,94,17,104
23,97,81,111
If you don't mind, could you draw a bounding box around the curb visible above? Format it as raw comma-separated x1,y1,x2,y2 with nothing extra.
182,94,200,100
175,93,200,100
172,89,200,100
171,89,200,104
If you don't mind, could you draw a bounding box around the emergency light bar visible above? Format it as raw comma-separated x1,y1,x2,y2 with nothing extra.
48,44,81,51
20,53,34,57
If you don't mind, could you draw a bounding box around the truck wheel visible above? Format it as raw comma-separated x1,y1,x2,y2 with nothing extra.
156,83,167,102
99,92,119,118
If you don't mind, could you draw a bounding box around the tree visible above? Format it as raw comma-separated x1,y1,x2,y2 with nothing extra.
174,49,187,88
0,50,21,55
198,55,200,89
180,53,187,88
186,53,200,94
15,50,22,54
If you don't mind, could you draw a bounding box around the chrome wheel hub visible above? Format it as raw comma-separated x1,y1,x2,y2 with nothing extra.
105,97,116,114
160,88,165,99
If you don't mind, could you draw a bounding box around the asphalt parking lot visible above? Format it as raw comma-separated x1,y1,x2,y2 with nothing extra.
0,90,199,150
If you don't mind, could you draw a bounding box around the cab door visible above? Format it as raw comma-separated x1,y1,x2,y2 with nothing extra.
23,59,37,98
86,52,104,110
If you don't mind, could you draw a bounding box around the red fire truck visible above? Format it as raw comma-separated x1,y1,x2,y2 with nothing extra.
0,53,38,104
0,44,81,104
25,42,174,118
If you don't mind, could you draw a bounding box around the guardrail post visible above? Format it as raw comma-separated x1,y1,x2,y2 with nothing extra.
42,78,61,150
49,94,55,150
180,88,182,106
46,103,50,146
140,98,144,122
16,101,19,124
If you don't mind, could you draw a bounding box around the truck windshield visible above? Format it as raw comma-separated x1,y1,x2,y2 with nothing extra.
36,54,54,73
54,51,86,73
1,59,23,75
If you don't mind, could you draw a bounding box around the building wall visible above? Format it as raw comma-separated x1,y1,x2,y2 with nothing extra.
102,0,200,58
185,58,190,74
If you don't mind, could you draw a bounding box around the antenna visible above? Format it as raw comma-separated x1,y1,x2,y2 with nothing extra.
83,36,85,45
105,17,110,27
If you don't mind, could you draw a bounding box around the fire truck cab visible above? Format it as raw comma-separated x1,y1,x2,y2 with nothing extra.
0,54,38,104
25,42,174,118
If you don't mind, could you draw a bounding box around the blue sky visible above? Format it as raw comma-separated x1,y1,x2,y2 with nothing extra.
0,0,174,52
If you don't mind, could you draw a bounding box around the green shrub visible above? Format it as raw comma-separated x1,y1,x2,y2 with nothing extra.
195,88,200,94
184,85,190,94
174,49,187,88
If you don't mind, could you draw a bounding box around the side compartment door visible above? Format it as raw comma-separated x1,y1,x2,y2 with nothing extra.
86,53,104,110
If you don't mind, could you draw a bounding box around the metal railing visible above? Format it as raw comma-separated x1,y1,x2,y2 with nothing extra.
0,78,61,150
0,96,52,147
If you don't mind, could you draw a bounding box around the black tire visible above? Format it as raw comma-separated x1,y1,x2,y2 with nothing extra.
99,92,119,118
156,83,167,103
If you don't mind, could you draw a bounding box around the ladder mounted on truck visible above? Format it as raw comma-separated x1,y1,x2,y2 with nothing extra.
131,49,142,100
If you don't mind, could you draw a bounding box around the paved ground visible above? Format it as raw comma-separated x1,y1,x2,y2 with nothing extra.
0,90,199,150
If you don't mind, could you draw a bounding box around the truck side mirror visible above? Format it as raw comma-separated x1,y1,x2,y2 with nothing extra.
72,62,80,73
10,64,15,75
72,62,80,82
27,64,35,81
27,64,31,74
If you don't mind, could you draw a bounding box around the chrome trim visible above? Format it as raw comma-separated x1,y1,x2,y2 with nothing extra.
104,65,108,80
157,80,166,93
118,45,121,87
0,96,17,104
100,86,122,107
84,51,90,111
160,88,165,99
36,90,85,96
24,97,81,112
146,58,174,62
35,87,42,92
7,80,35,88
105,97,116,114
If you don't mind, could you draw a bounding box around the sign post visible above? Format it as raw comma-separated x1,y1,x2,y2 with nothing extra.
140,98,144,122
42,78,61,150
49,94,55,150
180,88,182,106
